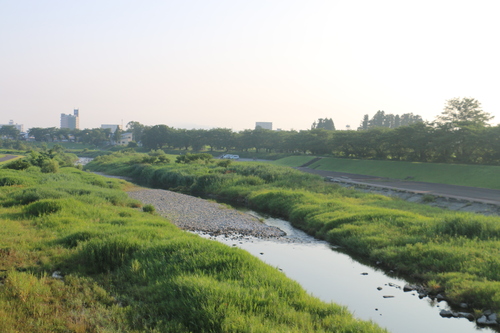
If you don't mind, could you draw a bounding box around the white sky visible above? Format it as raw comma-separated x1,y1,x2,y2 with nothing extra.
1,0,499,131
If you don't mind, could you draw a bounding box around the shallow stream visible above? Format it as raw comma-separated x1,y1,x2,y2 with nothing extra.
199,213,495,333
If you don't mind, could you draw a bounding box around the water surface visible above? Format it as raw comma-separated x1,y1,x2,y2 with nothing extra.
200,214,494,333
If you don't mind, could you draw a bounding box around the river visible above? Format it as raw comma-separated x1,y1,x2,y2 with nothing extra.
83,158,497,333
198,213,495,333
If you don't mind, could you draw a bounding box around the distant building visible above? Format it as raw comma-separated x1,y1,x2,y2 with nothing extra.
255,122,272,130
0,120,24,132
117,132,133,145
61,109,80,129
101,124,122,133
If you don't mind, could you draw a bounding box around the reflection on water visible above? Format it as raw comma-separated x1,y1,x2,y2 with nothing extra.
198,214,493,333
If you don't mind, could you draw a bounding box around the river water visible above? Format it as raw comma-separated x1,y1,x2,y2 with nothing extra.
198,214,495,333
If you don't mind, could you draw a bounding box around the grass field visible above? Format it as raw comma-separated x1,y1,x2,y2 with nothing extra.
273,156,500,190
271,156,317,167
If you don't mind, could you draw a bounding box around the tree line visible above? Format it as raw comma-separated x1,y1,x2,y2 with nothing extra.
6,97,498,165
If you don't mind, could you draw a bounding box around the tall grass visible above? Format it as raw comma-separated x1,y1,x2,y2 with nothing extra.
84,151,500,312
0,166,387,332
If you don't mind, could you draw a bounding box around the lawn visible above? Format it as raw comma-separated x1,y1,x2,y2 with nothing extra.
274,156,500,190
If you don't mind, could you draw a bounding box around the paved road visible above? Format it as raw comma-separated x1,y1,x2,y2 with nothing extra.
0,155,18,163
296,167,500,206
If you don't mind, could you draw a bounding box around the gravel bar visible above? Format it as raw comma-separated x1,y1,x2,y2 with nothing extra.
127,188,285,238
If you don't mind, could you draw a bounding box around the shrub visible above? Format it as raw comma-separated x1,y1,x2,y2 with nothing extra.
40,159,59,173
24,199,63,217
79,237,141,273
143,204,156,214
176,153,213,164
3,159,31,170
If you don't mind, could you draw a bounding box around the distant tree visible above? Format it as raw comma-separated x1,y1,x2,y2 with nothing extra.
113,128,123,144
28,127,49,142
359,114,369,130
394,115,401,128
55,128,71,141
205,128,234,151
358,111,422,130
80,128,111,147
170,128,191,150
311,118,335,130
188,129,208,151
0,125,20,139
436,97,493,128
142,125,173,149
126,121,146,143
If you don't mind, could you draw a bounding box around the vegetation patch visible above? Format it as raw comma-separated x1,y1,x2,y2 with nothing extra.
0,165,386,332
85,150,500,313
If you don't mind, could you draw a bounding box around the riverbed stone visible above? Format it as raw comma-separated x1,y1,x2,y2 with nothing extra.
477,315,498,325
127,188,285,238
439,310,454,318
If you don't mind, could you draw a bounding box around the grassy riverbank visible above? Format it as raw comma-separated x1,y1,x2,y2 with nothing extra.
0,166,386,332
85,151,500,314
273,156,500,189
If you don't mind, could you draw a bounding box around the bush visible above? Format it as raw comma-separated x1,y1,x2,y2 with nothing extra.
40,159,59,173
24,199,63,217
79,237,142,273
143,204,156,214
176,153,213,164
3,159,31,170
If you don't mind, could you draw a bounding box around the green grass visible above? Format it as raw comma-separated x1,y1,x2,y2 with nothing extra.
271,156,317,167
0,166,386,332
276,156,500,189
84,150,500,314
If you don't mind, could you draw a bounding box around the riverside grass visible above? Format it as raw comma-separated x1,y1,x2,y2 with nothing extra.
87,151,500,312
0,167,386,333
273,156,500,190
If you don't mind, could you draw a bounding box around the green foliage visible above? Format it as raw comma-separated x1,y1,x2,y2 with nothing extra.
84,152,500,312
3,158,31,170
143,204,156,214
0,166,387,333
40,158,59,173
23,199,64,217
0,169,37,186
216,159,232,167
79,236,142,273
176,153,213,164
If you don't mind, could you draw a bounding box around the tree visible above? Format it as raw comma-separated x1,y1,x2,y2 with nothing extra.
359,115,369,130
126,121,146,143
80,128,111,147
142,125,173,149
0,125,20,139
311,118,335,131
437,97,493,128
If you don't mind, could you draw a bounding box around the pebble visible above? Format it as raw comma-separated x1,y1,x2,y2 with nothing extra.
127,188,285,238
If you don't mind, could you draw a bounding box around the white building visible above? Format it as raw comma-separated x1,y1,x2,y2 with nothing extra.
101,124,122,133
255,122,272,130
0,120,24,132
61,109,80,129
117,132,133,145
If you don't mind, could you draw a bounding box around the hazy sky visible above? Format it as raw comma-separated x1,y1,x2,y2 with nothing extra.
1,0,499,132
